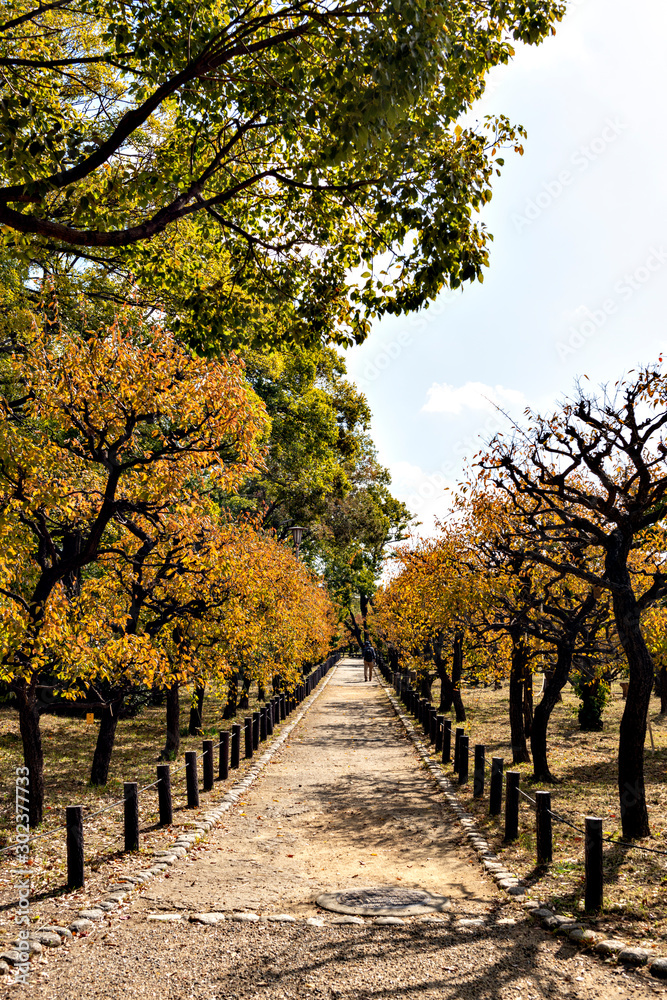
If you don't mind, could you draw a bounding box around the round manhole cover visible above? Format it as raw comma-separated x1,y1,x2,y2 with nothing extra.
316,886,449,916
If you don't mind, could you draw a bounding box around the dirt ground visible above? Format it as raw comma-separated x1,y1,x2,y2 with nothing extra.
4,661,666,999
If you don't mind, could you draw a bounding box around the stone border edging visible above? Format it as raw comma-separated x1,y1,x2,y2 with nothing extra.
377,677,667,981
0,665,339,978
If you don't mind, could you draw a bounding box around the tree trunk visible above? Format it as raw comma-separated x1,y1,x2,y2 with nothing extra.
188,684,205,735
14,677,44,827
532,645,571,782
162,682,180,759
360,593,370,641
612,581,653,839
420,673,433,701
239,675,251,710
523,667,533,738
257,680,266,702
90,694,123,785
223,676,238,720
509,637,531,764
434,636,454,711
451,631,466,722
659,665,667,715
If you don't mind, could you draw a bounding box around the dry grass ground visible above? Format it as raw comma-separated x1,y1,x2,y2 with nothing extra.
426,678,667,949
0,685,273,933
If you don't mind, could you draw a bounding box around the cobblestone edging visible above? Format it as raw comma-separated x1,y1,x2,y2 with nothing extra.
378,679,667,982
0,666,338,978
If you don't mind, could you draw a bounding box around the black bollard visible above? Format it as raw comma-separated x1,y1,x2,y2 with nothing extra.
260,707,267,742
474,745,485,799
454,727,464,773
185,750,199,808
280,694,286,720
429,708,438,745
435,715,444,753
459,735,469,784
124,781,139,852
442,720,452,764
202,739,214,791
504,771,520,842
252,712,260,749
267,703,274,736
157,764,173,826
244,717,253,759
489,757,503,816
231,724,241,768
585,816,603,911
219,731,229,781
66,805,84,889
536,790,552,865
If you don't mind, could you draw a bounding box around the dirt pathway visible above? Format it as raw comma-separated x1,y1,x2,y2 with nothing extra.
10,661,664,999
139,658,488,915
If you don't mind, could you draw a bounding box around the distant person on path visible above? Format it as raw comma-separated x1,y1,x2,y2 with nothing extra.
362,640,376,682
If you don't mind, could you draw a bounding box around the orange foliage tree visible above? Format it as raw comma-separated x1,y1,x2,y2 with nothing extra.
0,314,268,822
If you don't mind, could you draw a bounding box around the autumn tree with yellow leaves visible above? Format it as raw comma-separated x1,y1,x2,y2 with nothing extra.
0,310,268,823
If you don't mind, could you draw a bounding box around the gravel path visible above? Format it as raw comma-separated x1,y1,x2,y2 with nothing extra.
8,661,665,998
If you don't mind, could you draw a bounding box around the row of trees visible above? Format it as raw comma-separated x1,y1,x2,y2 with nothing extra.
1,0,569,825
374,364,667,841
0,302,340,825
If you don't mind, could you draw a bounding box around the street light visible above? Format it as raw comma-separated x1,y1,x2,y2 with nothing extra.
290,525,305,560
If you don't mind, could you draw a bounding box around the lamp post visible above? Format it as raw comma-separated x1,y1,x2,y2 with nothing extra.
290,525,305,560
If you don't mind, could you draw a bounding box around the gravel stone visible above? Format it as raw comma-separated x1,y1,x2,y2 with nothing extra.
77,909,104,920
373,917,405,926
29,932,62,948
267,914,296,923
41,926,72,940
594,938,627,956
69,919,94,933
618,947,649,966
331,916,364,925
567,928,598,944
0,951,22,966
10,939,42,955
190,912,225,925
306,918,325,927
650,958,667,979
232,912,259,922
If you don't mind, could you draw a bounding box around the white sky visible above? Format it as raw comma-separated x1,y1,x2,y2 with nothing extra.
343,0,667,534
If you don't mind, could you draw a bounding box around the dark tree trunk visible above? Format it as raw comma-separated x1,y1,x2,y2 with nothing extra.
239,675,250,710
420,673,433,701
434,637,454,711
659,665,667,715
437,664,454,712
360,593,370,641
509,637,531,764
257,680,266,702
451,631,466,722
532,645,572,782
223,677,238,720
611,574,653,839
90,693,123,785
14,678,44,827
162,682,180,759
523,668,533,738
188,684,205,735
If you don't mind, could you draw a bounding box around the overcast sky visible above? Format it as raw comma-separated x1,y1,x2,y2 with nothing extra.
343,0,667,535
